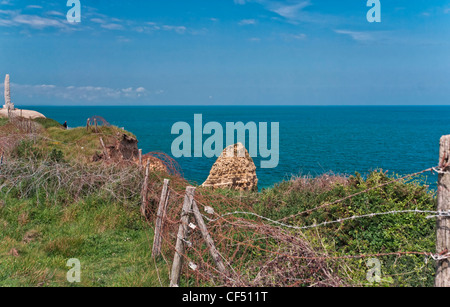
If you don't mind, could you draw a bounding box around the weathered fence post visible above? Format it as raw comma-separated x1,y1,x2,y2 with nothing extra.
191,200,228,276
86,118,90,132
94,118,98,133
170,186,195,287
99,137,110,160
152,179,170,258
436,135,450,287
140,159,151,217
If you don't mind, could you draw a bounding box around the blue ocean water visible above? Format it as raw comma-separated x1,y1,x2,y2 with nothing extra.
30,106,450,189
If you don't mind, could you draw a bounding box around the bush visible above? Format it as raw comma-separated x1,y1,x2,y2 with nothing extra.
13,140,43,160
49,148,64,162
13,140,64,163
255,171,436,287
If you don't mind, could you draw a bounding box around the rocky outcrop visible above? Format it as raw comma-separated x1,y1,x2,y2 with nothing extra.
93,133,167,173
141,155,167,173
110,134,139,161
0,109,46,119
93,133,139,162
202,143,258,192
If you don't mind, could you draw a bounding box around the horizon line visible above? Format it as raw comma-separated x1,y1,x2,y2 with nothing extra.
14,104,450,107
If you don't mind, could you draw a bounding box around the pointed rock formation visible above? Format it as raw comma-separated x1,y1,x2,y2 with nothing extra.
202,143,258,192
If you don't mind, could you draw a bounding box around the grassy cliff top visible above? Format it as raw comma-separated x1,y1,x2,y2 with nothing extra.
0,116,439,287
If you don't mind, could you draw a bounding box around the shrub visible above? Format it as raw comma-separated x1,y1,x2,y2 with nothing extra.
255,171,436,286
49,148,64,162
13,140,43,160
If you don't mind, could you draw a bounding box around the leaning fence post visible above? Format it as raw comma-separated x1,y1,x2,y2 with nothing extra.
152,179,170,258
170,186,195,287
86,118,90,132
436,135,450,287
99,137,110,160
140,159,151,217
191,200,228,276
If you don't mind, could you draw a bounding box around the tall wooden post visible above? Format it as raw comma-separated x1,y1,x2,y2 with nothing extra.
99,137,110,160
152,179,170,258
86,118,90,132
140,159,151,217
436,135,450,287
170,186,195,287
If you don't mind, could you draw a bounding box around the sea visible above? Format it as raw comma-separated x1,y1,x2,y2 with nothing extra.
30,106,450,189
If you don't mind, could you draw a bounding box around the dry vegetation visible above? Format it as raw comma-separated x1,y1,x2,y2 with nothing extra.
0,116,438,287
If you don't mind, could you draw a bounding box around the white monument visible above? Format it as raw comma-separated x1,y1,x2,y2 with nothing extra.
0,74,45,119
3,74,14,110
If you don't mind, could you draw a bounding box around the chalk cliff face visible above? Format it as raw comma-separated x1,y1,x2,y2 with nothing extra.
202,143,258,192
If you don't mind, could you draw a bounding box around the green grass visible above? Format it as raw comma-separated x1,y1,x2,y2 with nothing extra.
33,118,63,129
0,160,437,287
0,117,8,127
0,196,169,287
0,117,440,287
253,171,437,286
13,123,137,164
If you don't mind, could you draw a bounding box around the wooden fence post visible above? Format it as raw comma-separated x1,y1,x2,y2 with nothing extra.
436,135,450,287
86,118,90,132
170,186,195,287
94,118,98,133
99,137,110,160
140,159,151,217
191,200,228,276
152,179,170,258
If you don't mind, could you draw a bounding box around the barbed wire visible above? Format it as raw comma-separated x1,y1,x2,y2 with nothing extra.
201,209,450,230
277,167,436,223
146,164,444,287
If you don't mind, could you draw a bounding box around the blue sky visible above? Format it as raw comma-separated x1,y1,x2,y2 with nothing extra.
0,0,449,105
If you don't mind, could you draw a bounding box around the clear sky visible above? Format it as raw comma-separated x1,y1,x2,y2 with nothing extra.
0,0,449,105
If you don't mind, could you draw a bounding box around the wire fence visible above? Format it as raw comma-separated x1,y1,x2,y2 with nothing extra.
143,165,449,287
1,117,447,287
